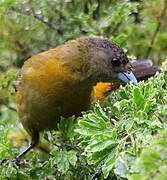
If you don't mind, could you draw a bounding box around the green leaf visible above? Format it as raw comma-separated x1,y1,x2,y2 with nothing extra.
133,87,145,109
124,119,135,132
114,99,130,109
86,139,118,152
103,148,119,178
58,116,76,139
144,99,156,113
67,151,77,166
129,130,167,180
114,157,128,178
51,150,77,173
113,34,127,47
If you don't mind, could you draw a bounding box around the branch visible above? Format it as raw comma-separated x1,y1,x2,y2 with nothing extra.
93,0,101,20
145,0,167,58
0,101,16,111
10,7,63,35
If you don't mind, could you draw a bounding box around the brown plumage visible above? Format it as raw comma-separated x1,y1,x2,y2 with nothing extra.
15,37,136,159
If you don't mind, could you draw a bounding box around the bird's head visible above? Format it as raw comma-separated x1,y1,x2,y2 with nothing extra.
104,47,138,85
81,37,138,85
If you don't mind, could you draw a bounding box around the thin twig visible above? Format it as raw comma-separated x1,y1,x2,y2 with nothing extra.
93,0,101,20
145,0,167,58
10,7,62,34
0,101,16,111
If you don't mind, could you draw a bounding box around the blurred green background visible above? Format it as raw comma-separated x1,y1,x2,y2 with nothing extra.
0,0,167,71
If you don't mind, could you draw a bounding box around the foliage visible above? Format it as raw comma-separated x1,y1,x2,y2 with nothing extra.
0,0,166,70
128,130,167,180
75,61,167,178
0,69,17,111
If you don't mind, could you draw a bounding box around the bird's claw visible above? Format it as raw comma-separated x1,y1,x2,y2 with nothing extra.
12,158,20,166
0,158,9,165
0,158,20,166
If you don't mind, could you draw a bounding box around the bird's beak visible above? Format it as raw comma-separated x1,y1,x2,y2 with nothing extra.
118,71,138,85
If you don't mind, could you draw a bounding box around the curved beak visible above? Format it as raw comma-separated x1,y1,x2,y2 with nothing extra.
118,71,138,85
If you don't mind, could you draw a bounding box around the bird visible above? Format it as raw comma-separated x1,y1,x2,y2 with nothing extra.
7,60,159,156
14,37,138,160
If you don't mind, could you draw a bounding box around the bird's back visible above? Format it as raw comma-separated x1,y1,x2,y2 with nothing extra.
16,39,93,133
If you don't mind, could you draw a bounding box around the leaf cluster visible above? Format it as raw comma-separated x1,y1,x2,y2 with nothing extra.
76,61,167,178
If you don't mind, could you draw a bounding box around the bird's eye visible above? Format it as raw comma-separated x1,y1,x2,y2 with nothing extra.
111,58,121,67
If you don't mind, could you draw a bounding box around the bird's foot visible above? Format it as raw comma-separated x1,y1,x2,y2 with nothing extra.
12,158,20,166
0,158,9,165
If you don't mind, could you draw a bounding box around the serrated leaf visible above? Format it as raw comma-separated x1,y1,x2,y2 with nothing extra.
67,151,77,166
103,148,118,178
144,99,156,113
124,119,135,132
79,120,101,130
57,155,69,173
133,87,145,109
86,140,118,152
114,99,130,109
114,158,128,178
